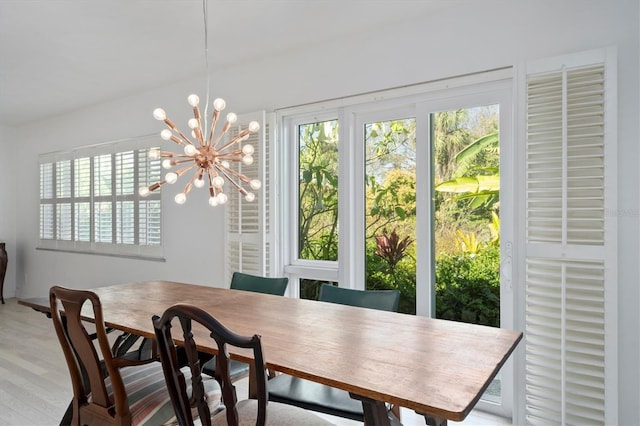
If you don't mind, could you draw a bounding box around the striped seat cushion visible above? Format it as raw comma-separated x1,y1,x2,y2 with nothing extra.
104,361,222,425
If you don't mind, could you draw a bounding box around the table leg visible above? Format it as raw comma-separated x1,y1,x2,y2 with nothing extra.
418,412,448,426
0,242,7,304
348,393,401,426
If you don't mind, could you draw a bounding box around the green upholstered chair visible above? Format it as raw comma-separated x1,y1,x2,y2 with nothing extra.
227,271,289,296
267,284,400,422
315,282,400,311
152,303,333,426
201,272,288,382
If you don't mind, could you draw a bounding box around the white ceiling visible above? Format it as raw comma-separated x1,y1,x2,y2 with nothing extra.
0,0,443,127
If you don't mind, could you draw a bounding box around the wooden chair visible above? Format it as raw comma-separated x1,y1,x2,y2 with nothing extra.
152,303,333,425
201,272,288,383
49,286,221,425
267,284,400,423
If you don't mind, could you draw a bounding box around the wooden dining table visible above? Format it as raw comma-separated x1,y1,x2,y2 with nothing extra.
20,280,522,425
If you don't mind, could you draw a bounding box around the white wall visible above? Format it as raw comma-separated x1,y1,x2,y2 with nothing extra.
11,0,640,423
0,125,17,300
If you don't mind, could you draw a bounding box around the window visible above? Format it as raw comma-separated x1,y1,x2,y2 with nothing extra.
38,135,162,258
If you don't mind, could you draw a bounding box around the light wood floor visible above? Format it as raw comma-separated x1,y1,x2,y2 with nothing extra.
0,298,510,426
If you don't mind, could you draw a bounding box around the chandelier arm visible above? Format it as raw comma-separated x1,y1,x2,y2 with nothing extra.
206,110,220,147
212,121,232,148
191,106,207,146
165,122,195,147
148,180,168,192
217,155,243,164
173,163,199,178
182,180,194,197
216,129,251,152
207,170,218,198
167,134,189,146
206,164,221,192
215,165,248,194
216,163,254,186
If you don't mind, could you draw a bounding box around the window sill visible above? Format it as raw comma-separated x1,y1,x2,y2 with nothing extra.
36,246,165,262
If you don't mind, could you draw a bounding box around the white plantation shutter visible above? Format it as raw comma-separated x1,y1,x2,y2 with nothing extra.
38,135,162,257
523,48,617,425
225,111,271,281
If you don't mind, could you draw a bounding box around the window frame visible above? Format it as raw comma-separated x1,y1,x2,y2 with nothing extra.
280,110,343,297
277,69,513,297
38,135,163,259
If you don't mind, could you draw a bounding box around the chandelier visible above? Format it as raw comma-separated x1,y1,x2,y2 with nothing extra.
138,1,261,207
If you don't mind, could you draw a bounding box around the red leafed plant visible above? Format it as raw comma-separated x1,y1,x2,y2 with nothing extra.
374,228,413,273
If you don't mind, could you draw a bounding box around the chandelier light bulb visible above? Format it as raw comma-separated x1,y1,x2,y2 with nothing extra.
139,187,150,197
216,192,228,204
175,193,187,204
250,179,262,190
242,144,254,155
165,172,178,184
242,155,254,165
184,144,198,156
226,112,237,124
208,196,218,206
248,121,260,132
160,129,172,140
221,160,230,169
187,94,200,107
153,108,166,121
245,193,255,202
188,118,199,129
213,98,226,111
194,178,205,188
212,176,225,188
162,159,173,169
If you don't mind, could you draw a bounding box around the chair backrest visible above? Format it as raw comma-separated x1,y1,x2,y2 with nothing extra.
50,286,132,424
318,284,400,312
230,271,288,296
153,304,268,426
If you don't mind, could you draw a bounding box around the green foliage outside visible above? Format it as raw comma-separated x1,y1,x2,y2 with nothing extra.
366,239,416,314
297,107,501,326
435,243,500,326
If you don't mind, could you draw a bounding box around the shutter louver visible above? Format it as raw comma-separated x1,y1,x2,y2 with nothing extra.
524,50,616,425
40,162,54,240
